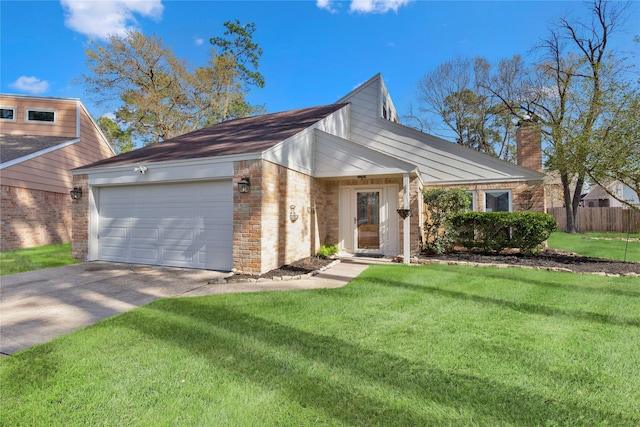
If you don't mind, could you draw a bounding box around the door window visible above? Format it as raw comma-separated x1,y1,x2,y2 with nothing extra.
357,191,380,249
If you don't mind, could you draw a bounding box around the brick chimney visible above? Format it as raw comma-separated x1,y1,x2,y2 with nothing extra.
516,124,543,173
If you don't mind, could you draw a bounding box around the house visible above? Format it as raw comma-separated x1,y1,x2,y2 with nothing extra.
0,95,115,251
71,74,545,274
583,181,640,208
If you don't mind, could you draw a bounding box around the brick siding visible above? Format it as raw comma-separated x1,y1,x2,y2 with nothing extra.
70,174,89,260
1,185,72,251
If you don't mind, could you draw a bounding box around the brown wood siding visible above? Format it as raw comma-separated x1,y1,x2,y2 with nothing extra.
1,104,114,194
0,96,77,137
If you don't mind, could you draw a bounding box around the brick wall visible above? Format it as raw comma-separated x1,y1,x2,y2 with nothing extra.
70,174,89,260
423,181,546,213
1,185,72,251
232,159,320,275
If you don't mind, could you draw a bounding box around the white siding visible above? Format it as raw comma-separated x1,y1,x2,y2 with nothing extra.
263,106,350,175
314,130,415,177
338,75,544,185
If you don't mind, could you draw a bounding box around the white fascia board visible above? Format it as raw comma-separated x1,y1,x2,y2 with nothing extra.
0,138,79,169
76,153,259,186
314,167,419,179
424,175,545,186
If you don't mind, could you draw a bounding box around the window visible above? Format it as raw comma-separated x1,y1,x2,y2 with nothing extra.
485,190,511,212
26,108,56,123
0,107,16,121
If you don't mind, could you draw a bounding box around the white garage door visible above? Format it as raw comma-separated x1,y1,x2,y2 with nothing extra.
97,181,233,270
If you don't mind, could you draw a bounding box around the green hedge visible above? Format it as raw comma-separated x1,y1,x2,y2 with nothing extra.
450,212,557,254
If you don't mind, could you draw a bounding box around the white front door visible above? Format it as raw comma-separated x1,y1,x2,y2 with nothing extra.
355,190,381,253
338,185,398,256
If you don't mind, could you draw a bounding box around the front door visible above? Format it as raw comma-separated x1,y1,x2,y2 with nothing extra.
356,190,380,252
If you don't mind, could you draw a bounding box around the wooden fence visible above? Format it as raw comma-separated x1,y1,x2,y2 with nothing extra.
547,207,640,233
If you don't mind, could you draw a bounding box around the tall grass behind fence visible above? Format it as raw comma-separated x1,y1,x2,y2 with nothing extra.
547,207,640,233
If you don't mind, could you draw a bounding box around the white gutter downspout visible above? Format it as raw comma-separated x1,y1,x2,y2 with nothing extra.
403,173,410,265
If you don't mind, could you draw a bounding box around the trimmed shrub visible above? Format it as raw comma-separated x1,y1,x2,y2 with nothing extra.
450,212,557,254
317,244,339,258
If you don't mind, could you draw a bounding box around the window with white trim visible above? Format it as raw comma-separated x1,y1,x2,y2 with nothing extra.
485,190,512,212
0,107,16,121
25,108,56,123
465,190,476,211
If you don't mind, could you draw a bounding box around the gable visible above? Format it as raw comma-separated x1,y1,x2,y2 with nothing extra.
336,74,544,185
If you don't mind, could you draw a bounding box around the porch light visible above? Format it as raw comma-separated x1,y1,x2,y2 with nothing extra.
70,187,83,201
289,205,299,222
397,208,411,219
238,177,250,193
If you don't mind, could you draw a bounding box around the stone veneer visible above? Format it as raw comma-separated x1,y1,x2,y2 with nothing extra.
1,185,73,251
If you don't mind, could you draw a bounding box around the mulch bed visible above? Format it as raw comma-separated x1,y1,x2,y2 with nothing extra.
228,257,336,281
226,249,640,281
420,248,640,276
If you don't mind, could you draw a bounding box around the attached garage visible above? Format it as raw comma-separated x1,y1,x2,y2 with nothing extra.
95,180,233,271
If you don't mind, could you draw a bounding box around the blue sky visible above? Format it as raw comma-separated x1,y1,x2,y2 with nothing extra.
1,0,638,131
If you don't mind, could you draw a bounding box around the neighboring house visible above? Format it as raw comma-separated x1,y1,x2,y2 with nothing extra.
583,181,640,208
0,95,115,251
71,74,545,274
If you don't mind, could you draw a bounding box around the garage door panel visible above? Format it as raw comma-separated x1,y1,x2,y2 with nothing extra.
130,247,160,263
97,181,233,270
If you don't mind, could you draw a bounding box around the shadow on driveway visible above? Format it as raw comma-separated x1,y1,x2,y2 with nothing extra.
0,262,227,356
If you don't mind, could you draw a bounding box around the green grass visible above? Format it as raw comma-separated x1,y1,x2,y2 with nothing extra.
0,243,79,276
2,264,639,425
547,232,640,262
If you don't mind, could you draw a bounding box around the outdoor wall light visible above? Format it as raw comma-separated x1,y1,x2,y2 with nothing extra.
289,205,299,222
238,177,250,193
70,187,83,201
397,208,411,219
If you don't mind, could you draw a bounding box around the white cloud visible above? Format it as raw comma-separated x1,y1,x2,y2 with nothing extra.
10,76,50,94
194,37,204,46
350,0,412,13
318,0,412,14
60,0,163,40
316,0,337,13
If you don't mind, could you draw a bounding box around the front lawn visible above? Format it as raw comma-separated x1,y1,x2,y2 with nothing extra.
547,231,640,262
0,243,79,276
2,264,639,425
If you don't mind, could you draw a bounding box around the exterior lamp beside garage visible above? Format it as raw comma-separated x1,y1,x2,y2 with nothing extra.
70,187,83,201
238,177,250,193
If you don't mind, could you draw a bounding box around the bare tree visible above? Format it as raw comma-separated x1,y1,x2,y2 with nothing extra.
412,56,516,161
485,0,632,232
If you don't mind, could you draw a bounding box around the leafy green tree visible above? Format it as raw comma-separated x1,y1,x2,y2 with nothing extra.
96,116,134,154
587,86,640,209
80,21,264,146
423,188,472,254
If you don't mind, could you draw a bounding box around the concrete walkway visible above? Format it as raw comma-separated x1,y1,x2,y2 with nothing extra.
0,257,386,355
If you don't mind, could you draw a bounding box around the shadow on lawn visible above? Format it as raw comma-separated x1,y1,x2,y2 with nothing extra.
118,299,631,426
365,276,640,329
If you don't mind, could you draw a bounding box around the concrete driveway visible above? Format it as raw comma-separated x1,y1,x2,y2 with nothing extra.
1,258,378,356
0,262,228,356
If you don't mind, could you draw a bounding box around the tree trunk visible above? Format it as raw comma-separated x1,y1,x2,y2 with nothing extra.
560,172,585,233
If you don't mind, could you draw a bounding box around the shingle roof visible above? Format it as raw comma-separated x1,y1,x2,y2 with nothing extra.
0,134,75,164
77,103,348,170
